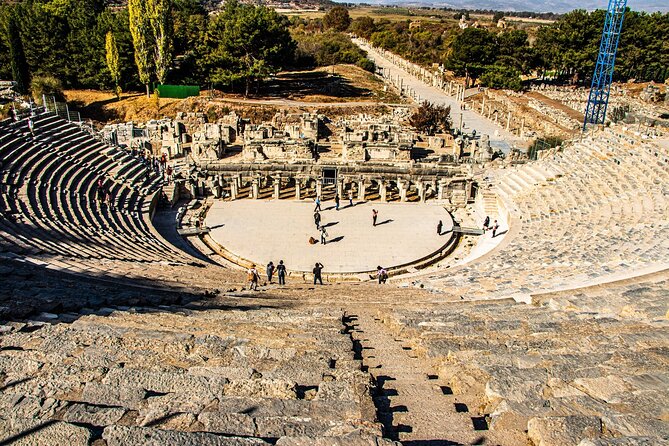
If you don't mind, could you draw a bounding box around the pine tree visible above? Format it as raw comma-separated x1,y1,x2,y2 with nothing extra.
128,0,153,97
105,31,121,99
7,14,30,95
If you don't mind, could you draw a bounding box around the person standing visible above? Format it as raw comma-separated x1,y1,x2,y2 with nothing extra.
314,196,321,212
376,266,388,284
320,226,328,245
483,216,490,232
314,211,321,230
492,220,499,237
27,117,35,137
266,261,275,283
277,260,287,285
335,194,340,211
372,209,378,226
313,262,324,285
437,220,443,235
348,190,353,207
247,265,259,291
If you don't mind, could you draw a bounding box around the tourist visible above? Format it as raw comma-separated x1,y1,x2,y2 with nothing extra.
313,262,324,285
320,226,328,245
277,260,286,285
97,185,106,206
483,216,490,231
27,117,35,137
377,266,388,284
437,220,443,235
106,190,114,210
247,265,259,291
348,190,353,207
266,261,275,283
314,196,321,212
11,106,18,123
335,194,340,211
314,211,321,230
372,209,378,226
492,220,499,237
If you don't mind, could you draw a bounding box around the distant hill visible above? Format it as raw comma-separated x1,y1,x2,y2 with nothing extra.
338,0,669,14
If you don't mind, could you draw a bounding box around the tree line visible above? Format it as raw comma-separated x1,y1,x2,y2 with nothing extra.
349,8,669,90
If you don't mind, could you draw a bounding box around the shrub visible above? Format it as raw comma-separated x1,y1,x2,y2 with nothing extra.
31,75,65,102
356,58,375,73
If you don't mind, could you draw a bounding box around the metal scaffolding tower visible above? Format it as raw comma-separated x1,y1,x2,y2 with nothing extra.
583,0,628,130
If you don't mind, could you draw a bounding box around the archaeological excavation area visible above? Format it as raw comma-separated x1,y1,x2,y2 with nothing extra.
1,30,669,446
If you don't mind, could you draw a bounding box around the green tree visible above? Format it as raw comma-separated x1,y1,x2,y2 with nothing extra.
6,12,30,95
350,16,375,39
31,74,64,102
205,0,295,96
492,11,504,23
445,27,495,85
147,0,172,85
323,6,351,32
128,0,153,96
105,31,121,98
479,65,522,91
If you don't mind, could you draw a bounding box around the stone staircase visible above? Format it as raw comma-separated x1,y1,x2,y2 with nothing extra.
374,272,669,445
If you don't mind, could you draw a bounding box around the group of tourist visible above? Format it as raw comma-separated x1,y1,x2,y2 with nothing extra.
483,216,500,237
247,260,288,290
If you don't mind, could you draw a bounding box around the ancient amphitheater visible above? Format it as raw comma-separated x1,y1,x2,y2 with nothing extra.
1,101,668,446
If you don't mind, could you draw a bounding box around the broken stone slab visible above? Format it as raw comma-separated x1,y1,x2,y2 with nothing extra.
528,415,602,446
59,403,127,426
103,425,271,445
579,438,669,446
197,412,256,437
275,431,401,446
0,417,92,445
223,379,296,399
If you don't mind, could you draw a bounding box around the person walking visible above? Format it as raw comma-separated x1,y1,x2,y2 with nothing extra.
348,190,353,207
372,209,378,227
247,265,259,291
437,220,443,235
320,226,328,245
492,220,499,237
483,216,490,232
266,261,275,283
314,211,321,230
277,260,286,285
313,262,324,285
335,194,340,211
314,196,321,212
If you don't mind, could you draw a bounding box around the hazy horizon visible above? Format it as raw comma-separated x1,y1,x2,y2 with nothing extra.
333,0,669,14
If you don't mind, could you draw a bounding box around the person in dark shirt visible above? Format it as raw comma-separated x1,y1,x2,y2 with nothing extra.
313,262,324,285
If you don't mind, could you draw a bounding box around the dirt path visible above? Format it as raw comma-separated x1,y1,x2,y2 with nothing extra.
526,91,585,122
211,97,407,108
348,310,489,445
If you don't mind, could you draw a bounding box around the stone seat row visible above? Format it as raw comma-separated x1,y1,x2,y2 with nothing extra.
0,114,190,264
380,274,669,446
0,301,387,445
416,126,669,299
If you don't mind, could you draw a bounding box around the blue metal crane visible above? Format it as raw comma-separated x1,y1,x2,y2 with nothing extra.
583,0,628,130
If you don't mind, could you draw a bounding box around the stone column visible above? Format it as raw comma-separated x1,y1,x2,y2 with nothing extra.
398,180,408,202
315,179,322,199
506,112,511,131
416,181,426,203
230,179,238,200
438,179,448,200
295,179,301,201
336,178,344,199
251,178,260,199
465,179,473,203
358,179,366,201
379,181,387,203
273,176,281,200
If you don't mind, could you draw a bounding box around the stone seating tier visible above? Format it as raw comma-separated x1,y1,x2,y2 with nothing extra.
0,114,190,264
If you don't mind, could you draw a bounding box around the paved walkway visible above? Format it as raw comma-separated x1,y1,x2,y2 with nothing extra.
354,38,524,152
206,199,453,273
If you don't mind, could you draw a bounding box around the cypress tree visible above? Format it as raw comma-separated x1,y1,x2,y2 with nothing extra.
7,15,30,95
